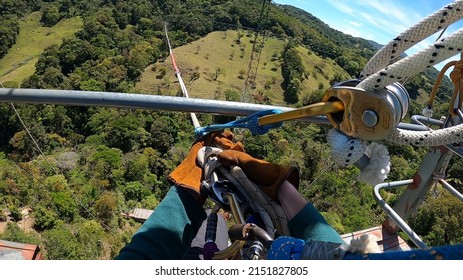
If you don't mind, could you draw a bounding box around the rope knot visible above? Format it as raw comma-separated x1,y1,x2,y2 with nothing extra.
449,60,463,83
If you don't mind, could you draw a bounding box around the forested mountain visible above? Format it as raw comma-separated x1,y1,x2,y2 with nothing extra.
0,0,461,259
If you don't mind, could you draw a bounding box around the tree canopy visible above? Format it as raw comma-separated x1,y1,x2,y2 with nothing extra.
0,0,460,259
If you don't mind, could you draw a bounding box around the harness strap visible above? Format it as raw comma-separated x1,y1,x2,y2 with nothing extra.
195,109,283,138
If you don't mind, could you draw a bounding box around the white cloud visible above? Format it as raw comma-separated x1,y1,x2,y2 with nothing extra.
329,22,375,40
326,0,356,16
357,0,422,29
360,13,411,38
358,12,379,29
340,26,363,38
274,0,462,72
348,21,363,28
326,1,397,43
327,0,430,42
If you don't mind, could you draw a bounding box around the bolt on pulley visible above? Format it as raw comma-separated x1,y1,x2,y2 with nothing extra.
258,79,410,141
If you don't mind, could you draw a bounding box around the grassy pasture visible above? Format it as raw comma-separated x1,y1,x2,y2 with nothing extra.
136,30,349,106
0,12,83,86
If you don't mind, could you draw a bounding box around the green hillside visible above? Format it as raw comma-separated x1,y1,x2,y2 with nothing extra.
136,30,349,105
0,0,461,260
0,12,82,86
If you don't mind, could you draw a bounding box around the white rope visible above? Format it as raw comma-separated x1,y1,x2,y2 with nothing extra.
355,1,463,147
230,166,290,236
388,123,463,146
358,28,463,91
360,29,463,147
327,128,366,167
198,148,277,236
197,146,290,237
361,0,463,77
327,128,392,185
321,2,463,187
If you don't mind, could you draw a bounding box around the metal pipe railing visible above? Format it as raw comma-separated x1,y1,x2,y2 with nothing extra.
0,88,429,131
0,88,329,124
373,179,429,250
445,144,463,158
438,179,463,202
410,115,444,127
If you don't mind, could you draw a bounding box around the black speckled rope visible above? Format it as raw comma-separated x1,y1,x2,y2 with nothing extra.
361,0,463,78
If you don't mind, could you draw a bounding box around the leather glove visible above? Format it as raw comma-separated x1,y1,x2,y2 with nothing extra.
168,130,243,200
217,150,299,202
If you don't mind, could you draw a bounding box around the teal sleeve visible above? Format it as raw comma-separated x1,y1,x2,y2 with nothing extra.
287,203,343,244
115,186,207,260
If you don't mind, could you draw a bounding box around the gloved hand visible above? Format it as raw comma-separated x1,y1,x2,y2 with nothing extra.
217,150,299,202
168,130,243,201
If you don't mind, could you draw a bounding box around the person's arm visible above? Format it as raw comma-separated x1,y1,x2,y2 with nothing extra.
115,131,242,260
278,180,343,244
115,186,207,260
217,149,343,244
267,181,345,260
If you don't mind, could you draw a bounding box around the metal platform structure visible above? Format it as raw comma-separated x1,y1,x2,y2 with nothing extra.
121,208,154,222
0,239,43,260
341,226,411,252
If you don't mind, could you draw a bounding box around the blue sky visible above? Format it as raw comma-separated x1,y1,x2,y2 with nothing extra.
272,0,463,72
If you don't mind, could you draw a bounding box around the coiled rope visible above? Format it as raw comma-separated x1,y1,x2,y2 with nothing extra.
197,146,290,237
361,0,463,79
357,0,463,147
323,1,463,186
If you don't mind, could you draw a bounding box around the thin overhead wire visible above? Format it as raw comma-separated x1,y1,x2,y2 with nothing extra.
10,103,57,174
299,161,334,194
10,103,111,230
1,83,111,230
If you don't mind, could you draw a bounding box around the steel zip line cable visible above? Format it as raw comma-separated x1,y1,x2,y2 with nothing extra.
164,22,201,129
